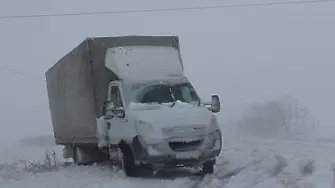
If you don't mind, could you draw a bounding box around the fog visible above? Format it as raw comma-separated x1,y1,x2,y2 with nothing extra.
0,0,334,143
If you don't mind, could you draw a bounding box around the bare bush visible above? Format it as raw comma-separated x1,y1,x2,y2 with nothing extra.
21,149,59,174
281,96,315,137
0,149,60,181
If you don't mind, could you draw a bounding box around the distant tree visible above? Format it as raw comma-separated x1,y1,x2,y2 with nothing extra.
237,96,316,139
281,97,308,137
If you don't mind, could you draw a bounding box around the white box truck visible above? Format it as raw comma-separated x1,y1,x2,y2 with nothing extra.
45,36,222,177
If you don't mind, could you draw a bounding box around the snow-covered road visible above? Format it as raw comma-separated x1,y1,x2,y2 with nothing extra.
1,135,335,188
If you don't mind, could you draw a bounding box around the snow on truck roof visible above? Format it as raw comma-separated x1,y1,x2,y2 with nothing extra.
105,45,185,82
94,36,185,82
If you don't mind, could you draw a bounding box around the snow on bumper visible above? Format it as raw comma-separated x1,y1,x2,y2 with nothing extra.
132,130,222,167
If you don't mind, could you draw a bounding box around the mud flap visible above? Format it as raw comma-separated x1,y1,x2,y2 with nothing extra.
96,117,109,148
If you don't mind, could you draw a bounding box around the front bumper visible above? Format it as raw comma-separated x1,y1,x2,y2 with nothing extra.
132,130,222,167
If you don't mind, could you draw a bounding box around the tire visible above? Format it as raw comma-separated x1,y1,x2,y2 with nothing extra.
120,145,137,177
202,160,214,174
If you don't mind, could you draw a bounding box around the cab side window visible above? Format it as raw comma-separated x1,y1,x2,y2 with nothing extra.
110,86,123,108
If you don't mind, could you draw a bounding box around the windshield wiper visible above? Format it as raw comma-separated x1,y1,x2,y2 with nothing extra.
150,82,176,108
156,82,176,108
169,87,176,107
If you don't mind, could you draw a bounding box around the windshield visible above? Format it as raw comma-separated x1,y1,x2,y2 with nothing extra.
133,83,200,104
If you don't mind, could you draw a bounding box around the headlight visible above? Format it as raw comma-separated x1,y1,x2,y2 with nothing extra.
208,116,222,141
209,116,220,132
136,120,164,144
206,132,216,149
137,121,153,133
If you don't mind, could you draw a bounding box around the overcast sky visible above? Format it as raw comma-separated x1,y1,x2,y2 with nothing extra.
0,0,334,142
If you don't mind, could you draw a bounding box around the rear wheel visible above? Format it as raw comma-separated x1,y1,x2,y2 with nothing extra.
202,160,214,174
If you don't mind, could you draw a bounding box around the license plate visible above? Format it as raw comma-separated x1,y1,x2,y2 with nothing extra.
176,151,199,159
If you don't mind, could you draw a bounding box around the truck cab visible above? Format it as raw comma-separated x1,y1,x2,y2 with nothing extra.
97,45,222,176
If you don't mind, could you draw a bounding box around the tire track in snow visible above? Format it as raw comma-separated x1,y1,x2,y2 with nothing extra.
224,154,289,188
188,158,261,188
223,154,335,188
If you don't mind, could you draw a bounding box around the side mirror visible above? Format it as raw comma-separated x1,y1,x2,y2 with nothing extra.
102,101,125,119
208,95,221,113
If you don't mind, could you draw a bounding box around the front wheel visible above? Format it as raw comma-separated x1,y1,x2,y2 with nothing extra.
119,145,137,177
202,160,214,174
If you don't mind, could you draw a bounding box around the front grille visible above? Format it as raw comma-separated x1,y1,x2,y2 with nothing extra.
168,140,203,151
162,125,206,137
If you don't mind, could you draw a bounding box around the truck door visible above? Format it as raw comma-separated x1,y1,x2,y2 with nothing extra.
107,83,126,145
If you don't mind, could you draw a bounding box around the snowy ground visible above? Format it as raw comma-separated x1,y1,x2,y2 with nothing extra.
1,135,335,188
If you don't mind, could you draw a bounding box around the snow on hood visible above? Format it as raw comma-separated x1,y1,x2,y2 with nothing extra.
129,101,214,129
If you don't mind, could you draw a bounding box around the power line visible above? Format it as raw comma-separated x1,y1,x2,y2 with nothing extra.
0,65,44,81
0,0,334,20
0,65,29,76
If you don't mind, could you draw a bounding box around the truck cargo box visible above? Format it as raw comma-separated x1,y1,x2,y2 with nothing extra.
45,36,181,145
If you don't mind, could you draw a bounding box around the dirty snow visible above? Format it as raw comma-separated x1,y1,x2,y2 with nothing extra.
1,135,335,187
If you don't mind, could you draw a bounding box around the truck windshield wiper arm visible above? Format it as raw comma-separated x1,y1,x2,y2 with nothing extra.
154,82,176,108
169,87,176,108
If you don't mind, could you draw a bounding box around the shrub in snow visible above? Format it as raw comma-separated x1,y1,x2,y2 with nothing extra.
21,149,59,174
0,149,60,181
